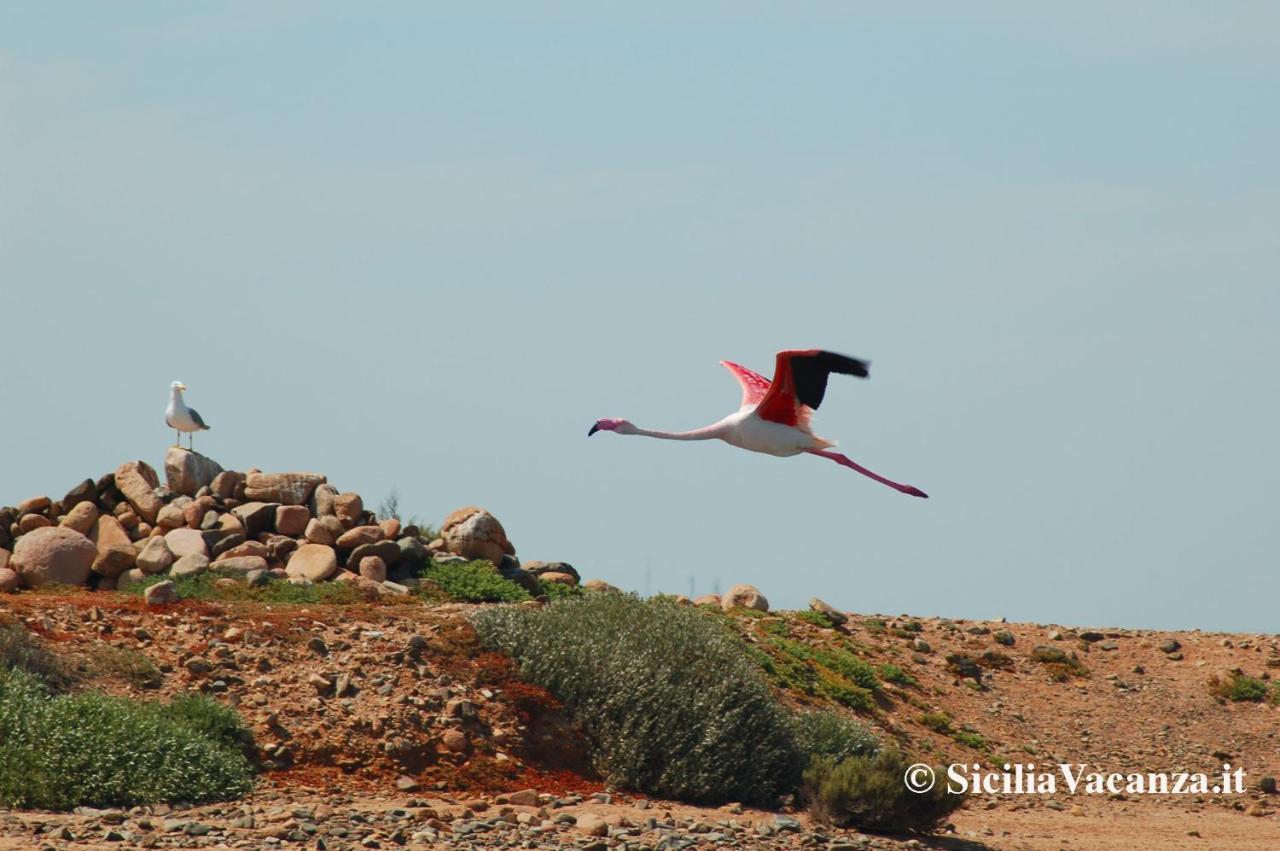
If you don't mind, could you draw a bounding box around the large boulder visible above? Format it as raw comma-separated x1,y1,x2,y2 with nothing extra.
12,526,96,587
114,460,163,524
440,506,515,564
286,543,338,582
721,584,769,613
89,515,137,578
243,472,326,506
164,448,225,498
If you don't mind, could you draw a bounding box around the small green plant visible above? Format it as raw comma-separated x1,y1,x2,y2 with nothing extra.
803,749,965,833
1210,672,1270,702
978,651,1015,671
791,710,879,763
759,618,789,637
877,663,918,687
0,668,254,809
1030,645,1089,680
537,579,583,600
861,618,887,635
422,561,531,603
119,570,366,605
919,711,953,734
944,653,982,679
794,609,836,629
953,730,986,749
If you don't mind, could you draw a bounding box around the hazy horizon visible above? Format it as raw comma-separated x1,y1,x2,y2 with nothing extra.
2,4,1277,632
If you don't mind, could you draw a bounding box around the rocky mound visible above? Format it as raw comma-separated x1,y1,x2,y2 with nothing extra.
0,451,577,599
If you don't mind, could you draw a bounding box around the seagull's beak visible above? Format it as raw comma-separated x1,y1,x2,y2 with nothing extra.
178,384,188,391
588,423,601,437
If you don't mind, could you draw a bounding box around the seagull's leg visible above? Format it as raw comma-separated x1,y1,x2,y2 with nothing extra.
174,428,180,448
806,449,929,498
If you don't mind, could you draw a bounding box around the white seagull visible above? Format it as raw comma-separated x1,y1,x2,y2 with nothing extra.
165,381,210,450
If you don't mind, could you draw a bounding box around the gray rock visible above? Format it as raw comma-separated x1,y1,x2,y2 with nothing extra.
348,540,400,569
395,537,429,573
144,580,179,605
994,630,1016,646
809,597,848,625
164,448,225,498
136,536,175,574
165,528,209,559
1159,639,1182,654
230,501,277,538
171,553,210,578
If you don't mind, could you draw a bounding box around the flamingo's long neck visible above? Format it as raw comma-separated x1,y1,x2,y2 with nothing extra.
629,422,725,441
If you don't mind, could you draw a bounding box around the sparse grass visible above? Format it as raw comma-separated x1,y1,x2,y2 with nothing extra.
1030,645,1090,681
945,653,982,679
793,609,836,629
919,711,953,734
759,618,789,637
421,561,530,604
803,749,964,833
861,618,887,635
474,593,801,805
978,650,1016,672
953,730,986,749
0,668,254,809
877,663,918,687
82,645,161,689
0,624,72,691
1209,672,1272,703
119,570,367,605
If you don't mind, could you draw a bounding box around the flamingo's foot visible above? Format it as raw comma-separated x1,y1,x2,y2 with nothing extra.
901,485,929,499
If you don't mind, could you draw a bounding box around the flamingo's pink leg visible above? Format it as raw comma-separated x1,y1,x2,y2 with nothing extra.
806,449,929,498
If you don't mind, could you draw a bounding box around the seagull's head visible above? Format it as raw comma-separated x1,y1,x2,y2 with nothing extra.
171,381,187,392
588,418,635,436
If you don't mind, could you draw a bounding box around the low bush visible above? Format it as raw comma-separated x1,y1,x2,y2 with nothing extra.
791,710,878,763
537,579,582,601
1030,645,1089,681
422,561,530,603
803,749,964,833
877,663,918,687
1210,672,1270,703
119,571,366,605
793,609,836,629
474,593,800,805
0,668,254,809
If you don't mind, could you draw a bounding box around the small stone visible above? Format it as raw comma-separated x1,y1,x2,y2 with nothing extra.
1159,639,1182,654
574,814,608,837
396,775,420,792
17,495,51,515
144,580,179,605
308,673,332,694
358,555,387,583
442,729,468,752
0,566,19,593
994,630,1016,646
539,571,578,586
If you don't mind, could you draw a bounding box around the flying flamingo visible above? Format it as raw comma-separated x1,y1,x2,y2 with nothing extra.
588,349,928,498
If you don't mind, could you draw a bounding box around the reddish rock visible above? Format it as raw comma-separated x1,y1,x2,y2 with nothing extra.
539,571,578,586
216,555,269,574
358,555,387,583
378,518,401,540
336,525,384,549
12,526,96,587
333,492,363,525
18,513,52,533
209,470,244,499
583,578,620,593
156,503,187,530
441,730,469,753
0,567,19,593
60,501,99,535
144,580,178,605
304,518,334,546
275,505,310,537
89,515,137,578
114,460,163,524
183,501,208,529
215,540,269,562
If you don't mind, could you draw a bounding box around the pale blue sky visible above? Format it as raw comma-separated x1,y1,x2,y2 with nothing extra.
2,3,1277,630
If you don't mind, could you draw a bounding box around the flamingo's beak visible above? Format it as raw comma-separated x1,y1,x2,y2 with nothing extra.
588,423,601,437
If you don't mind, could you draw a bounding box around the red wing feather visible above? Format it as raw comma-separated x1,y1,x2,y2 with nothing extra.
719,360,772,409
755,349,870,427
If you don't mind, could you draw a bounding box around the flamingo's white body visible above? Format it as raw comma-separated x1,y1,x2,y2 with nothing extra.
589,349,927,498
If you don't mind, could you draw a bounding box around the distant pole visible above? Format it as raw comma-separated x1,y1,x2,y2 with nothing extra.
689,575,695,599
713,577,721,596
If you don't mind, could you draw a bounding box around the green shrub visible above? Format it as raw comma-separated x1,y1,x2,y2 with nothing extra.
83,644,161,689
164,693,257,760
537,579,582,600
422,561,530,603
918,711,953,734
953,730,986,749
474,593,800,805
793,609,836,629
1211,672,1270,702
791,710,878,763
0,624,72,691
803,749,964,833
877,664,917,687
0,668,254,809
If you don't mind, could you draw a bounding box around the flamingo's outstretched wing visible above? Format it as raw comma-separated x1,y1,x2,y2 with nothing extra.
755,349,869,427
719,360,772,410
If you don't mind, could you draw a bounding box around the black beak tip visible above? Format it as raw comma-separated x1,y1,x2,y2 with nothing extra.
588,424,600,437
